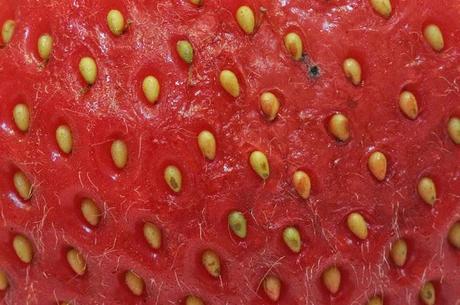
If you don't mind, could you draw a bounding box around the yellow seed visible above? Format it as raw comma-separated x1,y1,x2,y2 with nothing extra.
399,91,418,119
143,222,162,249
292,170,311,199
1,20,15,45
260,92,280,121
13,103,30,132
79,57,97,85
55,125,73,154
370,0,392,18
322,266,341,294
111,139,128,169
263,275,281,302
368,296,383,305
390,238,408,267
176,40,194,64
235,6,255,34
423,24,444,52
283,226,301,253
124,270,144,296
448,221,460,249
164,165,182,192
189,0,203,6
81,198,101,226
343,58,362,85
201,249,221,277
219,70,240,97
13,171,32,201
0,270,8,291
13,234,34,264
329,113,350,141
66,248,86,276
368,151,387,181
107,9,125,36
347,212,368,240
37,33,53,60
417,177,436,206
197,130,216,160
284,32,303,61
228,210,247,238
185,295,205,305
249,150,269,180
447,117,460,144
142,75,160,104
419,281,435,305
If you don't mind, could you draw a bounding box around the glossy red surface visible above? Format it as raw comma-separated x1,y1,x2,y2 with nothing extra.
0,0,459,304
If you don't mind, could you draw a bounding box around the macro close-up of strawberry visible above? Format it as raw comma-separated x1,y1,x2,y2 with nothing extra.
0,0,460,304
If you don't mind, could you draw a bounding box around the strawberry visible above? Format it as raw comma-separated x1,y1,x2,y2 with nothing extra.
0,0,459,304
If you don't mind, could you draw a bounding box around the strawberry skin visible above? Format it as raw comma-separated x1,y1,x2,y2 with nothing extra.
0,0,460,305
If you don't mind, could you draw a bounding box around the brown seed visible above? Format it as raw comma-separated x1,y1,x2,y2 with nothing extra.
447,117,460,144
417,177,436,206
329,113,350,141
423,24,444,52
370,0,392,18
66,248,86,276
1,19,15,45
185,295,205,305
260,92,280,121
342,58,362,85
164,165,182,192
284,32,303,60
368,151,387,181
13,234,34,264
322,266,341,294
124,270,145,296
13,103,30,132
13,171,32,201
448,221,460,249
143,222,162,249
197,130,216,160
399,91,419,119
189,0,203,6
263,275,281,302
111,139,128,169
55,125,73,154
347,212,368,240
201,249,221,277
292,170,311,199
81,198,101,226
0,270,8,291
390,238,408,267
419,281,436,305
368,296,383,305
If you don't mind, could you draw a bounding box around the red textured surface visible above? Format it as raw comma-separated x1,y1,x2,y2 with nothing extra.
1,0,460,304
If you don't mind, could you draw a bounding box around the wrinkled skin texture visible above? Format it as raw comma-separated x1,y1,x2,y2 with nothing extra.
0,0,460,304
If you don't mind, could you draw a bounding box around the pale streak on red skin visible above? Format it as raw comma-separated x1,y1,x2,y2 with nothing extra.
0,0,459,304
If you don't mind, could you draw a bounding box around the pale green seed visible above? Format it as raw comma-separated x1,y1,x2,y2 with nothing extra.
249,150,269,180
37,33,53,60
79,57,97,85
107,9,125,36
1,20,15,45
283,226,301,253
164,165,182,192
228,211,247,238
142,75,160,104
176,40,194,64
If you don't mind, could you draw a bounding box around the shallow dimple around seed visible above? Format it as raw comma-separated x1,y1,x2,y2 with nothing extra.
292,170,311,199
13,171,32,201
399,91,418,120
197,130,216,160
368,296,383,305
164,165,182,192
329,113,350,141
260,92,280,121
0,270,8,291
111,139,128,169
228,210,247,238
283,226,301,253
81,198,101,226
423,24,444,52
66,248,86,276
322,266,341,294
37,33,53,61
417,177,436,206
419,281,436,305
143,222,162,249
185,295,204,305
13,103,30,132
1,19,15,45
142,75,160,104
390,238,408,267
284,32,303,61
235,5,255,34
107,9,125,36
342,58,362,85
176,40,194,64
249,150,270,180
124,270,145,296
370,0,392,18
201,249,221,278
263,275,281,302
219,70,240,97
56,125,73,154
13,234,34,264
79,57,97,85
447,117,460,144
347,212,368,240
368,151,387,181
448,221,460,249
